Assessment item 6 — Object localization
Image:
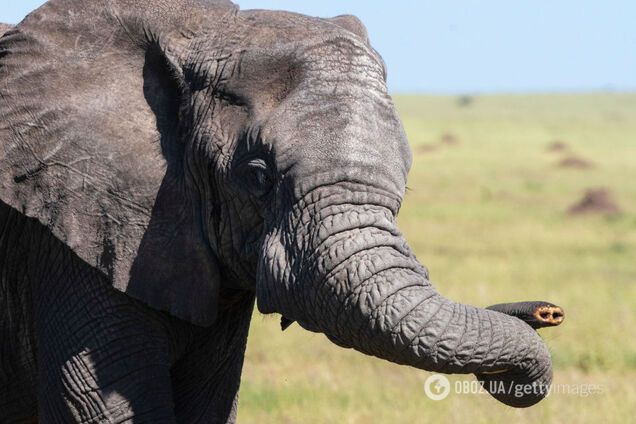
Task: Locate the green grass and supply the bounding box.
[238,93,636,423]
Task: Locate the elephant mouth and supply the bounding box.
[280,315,295,331]
[479,369,510,375]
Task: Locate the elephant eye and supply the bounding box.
[239,158,275,198]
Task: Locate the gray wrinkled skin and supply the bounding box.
[0,0,554,422]
[0,24,12,36]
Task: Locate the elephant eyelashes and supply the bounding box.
[237,157,275,198]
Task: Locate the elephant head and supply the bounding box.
[0,0,556,408]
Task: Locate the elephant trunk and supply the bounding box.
[257,188,552,407]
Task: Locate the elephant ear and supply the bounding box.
[0,0,236,326]
[327,15,370,44]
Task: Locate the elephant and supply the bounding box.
[0,0,564,422]
[0,24,12,37]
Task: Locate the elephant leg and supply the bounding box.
[0,204,38,422]
[0,372,37,424]
[171,292,255,424]
[32,254,178,423]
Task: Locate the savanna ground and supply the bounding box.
[238,94,636,423]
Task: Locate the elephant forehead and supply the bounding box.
[234,9,365,46]
[201,40,385,124]
[259,85,411,201]
[190,9,383,85]
[244,13,383,78]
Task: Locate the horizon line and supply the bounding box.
[389,89,636,96]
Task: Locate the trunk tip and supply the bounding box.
[533,304,565,327]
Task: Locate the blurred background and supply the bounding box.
[3,1,635,423]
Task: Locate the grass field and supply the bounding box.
[237,94,636,423]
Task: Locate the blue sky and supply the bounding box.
[3,1,634,93]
